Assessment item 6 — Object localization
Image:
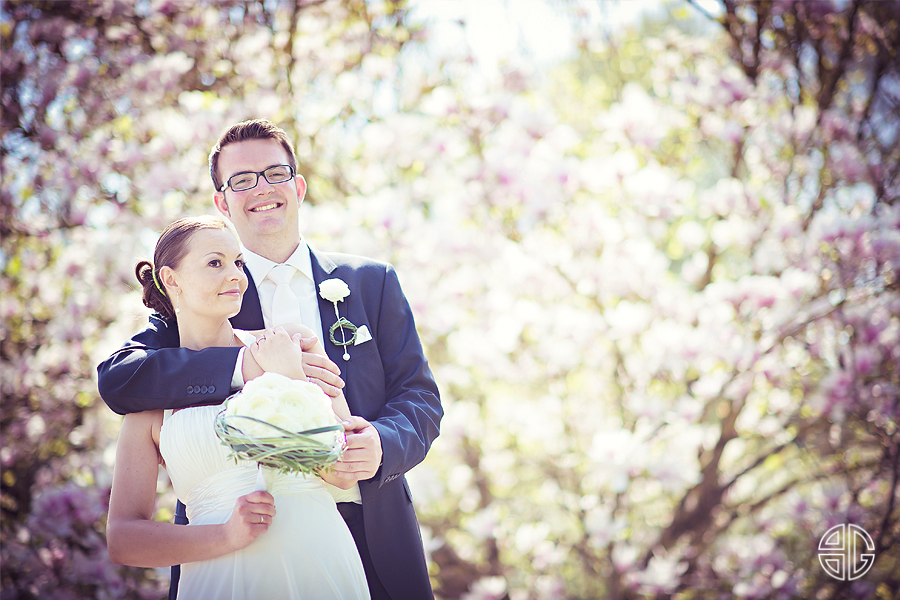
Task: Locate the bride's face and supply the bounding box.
[170,229,247,320]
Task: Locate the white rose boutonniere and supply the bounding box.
[318,278,358,361]
[318,278,350,303]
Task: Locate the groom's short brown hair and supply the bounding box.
[208,119,299,191]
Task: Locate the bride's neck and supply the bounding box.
[176,313,233,350]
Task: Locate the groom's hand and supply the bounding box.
[331,416,382,483]
[295,334,345,398]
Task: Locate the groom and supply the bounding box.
[97,119,442,599]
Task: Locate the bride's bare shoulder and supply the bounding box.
[123,409,164,425]
[121,409,165,448]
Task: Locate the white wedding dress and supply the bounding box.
[159,404,370,600]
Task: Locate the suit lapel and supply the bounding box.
[309,249,343,367]
[230,267,265,330]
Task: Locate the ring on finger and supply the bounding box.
[260,515,264,524]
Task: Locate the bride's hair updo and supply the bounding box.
[135,216,234,320]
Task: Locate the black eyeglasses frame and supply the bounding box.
[219,165,295,193]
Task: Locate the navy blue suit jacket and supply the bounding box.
[98,249,441,599]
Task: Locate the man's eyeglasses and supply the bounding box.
[219,165,295,192]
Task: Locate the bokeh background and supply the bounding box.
[2,0,899,598]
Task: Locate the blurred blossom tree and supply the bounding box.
[397,1,900,598]
[1,0,899,599]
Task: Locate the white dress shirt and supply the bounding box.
[243,242,323,338]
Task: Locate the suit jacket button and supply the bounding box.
[187,386,193,395]
[209,386,216,394]
[201,386,208,393]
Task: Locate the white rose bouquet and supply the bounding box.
[214,372,346,486]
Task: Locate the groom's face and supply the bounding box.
[213,138,307,257]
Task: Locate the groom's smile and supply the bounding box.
[250,202,282,212]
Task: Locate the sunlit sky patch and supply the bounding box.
[408,0,724,73]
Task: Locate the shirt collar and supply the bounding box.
[242,238,314,287]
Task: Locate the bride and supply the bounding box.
[106,216,368,599]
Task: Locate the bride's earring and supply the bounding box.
[175,290,180,314]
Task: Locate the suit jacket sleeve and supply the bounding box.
[96,314,240,415]
[369,265,442,487]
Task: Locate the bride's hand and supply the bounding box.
[318,467,357,490]
[248,326,345,395]
[249,327,305,379]
[278,324,345,397]
[328,390,351,422]
[223,491,276,550]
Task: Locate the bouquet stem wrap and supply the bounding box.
[254,465,276,492]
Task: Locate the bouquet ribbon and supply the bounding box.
[214,411,346,487]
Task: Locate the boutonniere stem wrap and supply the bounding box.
[319,278,357,361]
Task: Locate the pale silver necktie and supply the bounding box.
[266,264,303,327]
